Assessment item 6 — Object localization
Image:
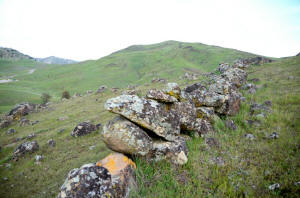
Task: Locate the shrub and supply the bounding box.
[62,91,70,99]
[41,93,51,104]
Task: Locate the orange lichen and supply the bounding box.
[96,153,136,175]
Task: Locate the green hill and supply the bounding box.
[0,54,299,197]
[0,40,261,113]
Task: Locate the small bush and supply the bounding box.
[41,93,51,104]
[61,91,70,99]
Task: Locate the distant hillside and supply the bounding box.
[0,40,270,112]
[36,56,77,64]
[0,47,34,60]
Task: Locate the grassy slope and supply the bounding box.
[0,40,257,113]
[0,55,299,197]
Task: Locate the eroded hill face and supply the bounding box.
[0,47,33,60]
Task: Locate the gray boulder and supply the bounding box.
[12,141,39,160]
[102,116,153,156]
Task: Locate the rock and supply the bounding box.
[47,139,56,147]
[58,128,65,133]
[96,85,108,94]
[58,116,69,121]
[6,103,36,120]
[288,76,294,80]
[19,118,30,127]
[245,133,255,140]
[35,155,44,163]
[225,120,237,131]
[250,103,272,115]
[58,153,136,198]
[269,132,279,139]
[105,95,180,141]
[86,90,93,94]
[294,181,300,186]
[12,141,39,160]
[27,133,36,139]
[146,89,177,103]
[73,92,81,98]
[7,128,16,135]
[212,157,225,166]
[256,113,265,119]
[184,83,206,93]
[264,100,272,107]
[3,177,8,181]
[122,89,136,95]
[216,91,241,116]
[102,116,153,156]
[89,145,96,150]
[248,88,256,94]
[196,107,218,121]
[15,137,23,142]
[240,97,246,102]
[205,137,219,148]
[71,121,100,137]
[5,163,11,169]
[0,116,13,128]
[180,73,198,80]
[268,183,280,190]
[31,120,39,125]
[111,87,119,93]
[96,153,137,197]
[58,163,114,198]
[151,77,166,83]
[163,83,181,100]
[221,67,247,88]
[150,137,188,165]
[245,119,261,127]
[218,63,231,73]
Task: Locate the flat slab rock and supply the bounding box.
[58,153,136,198]
[105,95,180,141]
[102,116,153,156]
[146,89,177,103]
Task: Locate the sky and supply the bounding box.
[0,0,299,61]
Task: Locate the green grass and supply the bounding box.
[0,40,260,113]
[0,43,298,197]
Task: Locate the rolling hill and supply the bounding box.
[0,40,263,113]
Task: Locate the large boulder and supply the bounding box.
[7,103,36,120]
[102,116,153,156]
[146,89,177,103]
[150,137,188,165]
[12,141,39,160]
[58,153,136,198]
[71,121,101,137]
[105,95,180,141]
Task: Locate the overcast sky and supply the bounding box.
[0,0,299,61]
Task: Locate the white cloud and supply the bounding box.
[0,0,299,60]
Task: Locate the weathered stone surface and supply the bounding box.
[221,68,247,88]
[19,118,30,127]
[105,95,180,141]
[102,116,153,156]
[71,121,100,137]
[48,139,56,147]
[6,103,36,120]
[151,77,166,83]
[150,137,188,165]
[146,89,177,103]
[12,141,39,160]
[208,76,235,95]
[163,83,181,100]
[96,153,137,198]
[96,85,107,94]
[218,63,231,73]
[196,107,218,121]
[7,128,16,135]
[58,163,114,198]
[225,120,237,131]
[215,91,241,116]
[122,89,136,95]
[27,133,36,139]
